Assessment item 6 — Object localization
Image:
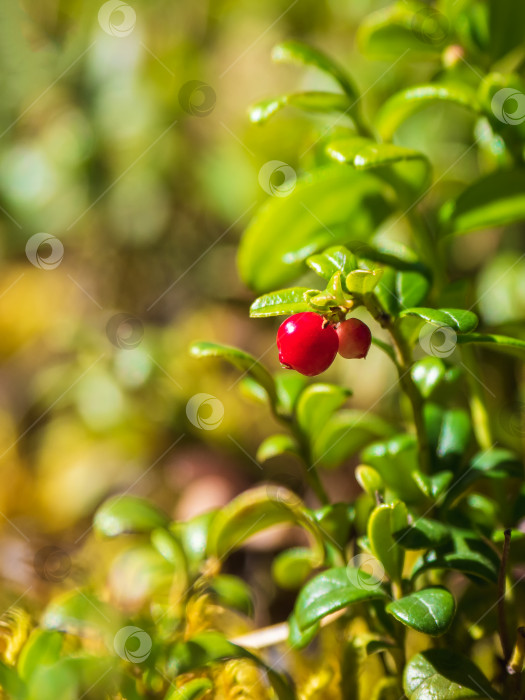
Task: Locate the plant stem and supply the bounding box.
[364,294,431,473]
[498,529,512,663]
[304,463,330,506]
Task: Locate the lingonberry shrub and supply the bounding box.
[5,3,525,700]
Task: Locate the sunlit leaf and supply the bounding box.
[256,434,301,463]
[271,40,360,102]
[307,245,357,280]
[249,92,352,124]
[404,649,499,699]
[207,486,325,567]
[368,503,407,583]
[238,166,394,293]
[295,566,386,630]
[249,288,316,318]
[94,495,169,537]
[440,169,525,236]
[272,547,318,589]
[209,575,254,617]
[376,84,480,141]
[400,307,478,332]
[387,588,455,636]
[358,4,448,59]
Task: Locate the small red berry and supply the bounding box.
[336,318,372,359]
[277,312,339,376]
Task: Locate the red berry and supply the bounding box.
[277,312,339,376]
[336,318,372,359]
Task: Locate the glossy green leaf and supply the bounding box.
[272,547,318,589]
[440,169,525,236]
[207,485,325,567]
[376,84,480,141]
[345,269,383,295]
[271,40,359,102]
[169,632,294,700]
[165,679,213,700]
[400,307,478,333]
[237,166,394,293]
[375,268,430,315]
[404,649,499,699]
[327,137,432,200]
[413,471,454,500]
[209,575,254,617]
[327,137,429,171]
[150,528,187,567]
[444,448,522,505]
[355,465,384,497]
[18,630,63,683]
[249,287,317,318]
[307,245,358,281]
[94,495,169,537]
[189,341,277,403]
[312,410,396,469]
[457,332,525,355]
[412,528,500,584]
[411,357,446,398]
[249,92,352,124]
[358,4,448,59]
[295,566,386,630]
[387,588,455,636]
[368,503,407,583]
[362,435,422,501]
[437,409,471,466]
[288,612,319,650]
[296,384,351,442]
[256,434,301,463]
[348,239,429,275]
[394,517,451,550]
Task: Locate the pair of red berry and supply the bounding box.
[277,312,372,376]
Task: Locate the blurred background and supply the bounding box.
[0,0,524,626]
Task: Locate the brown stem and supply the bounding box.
[498,529,512,663]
